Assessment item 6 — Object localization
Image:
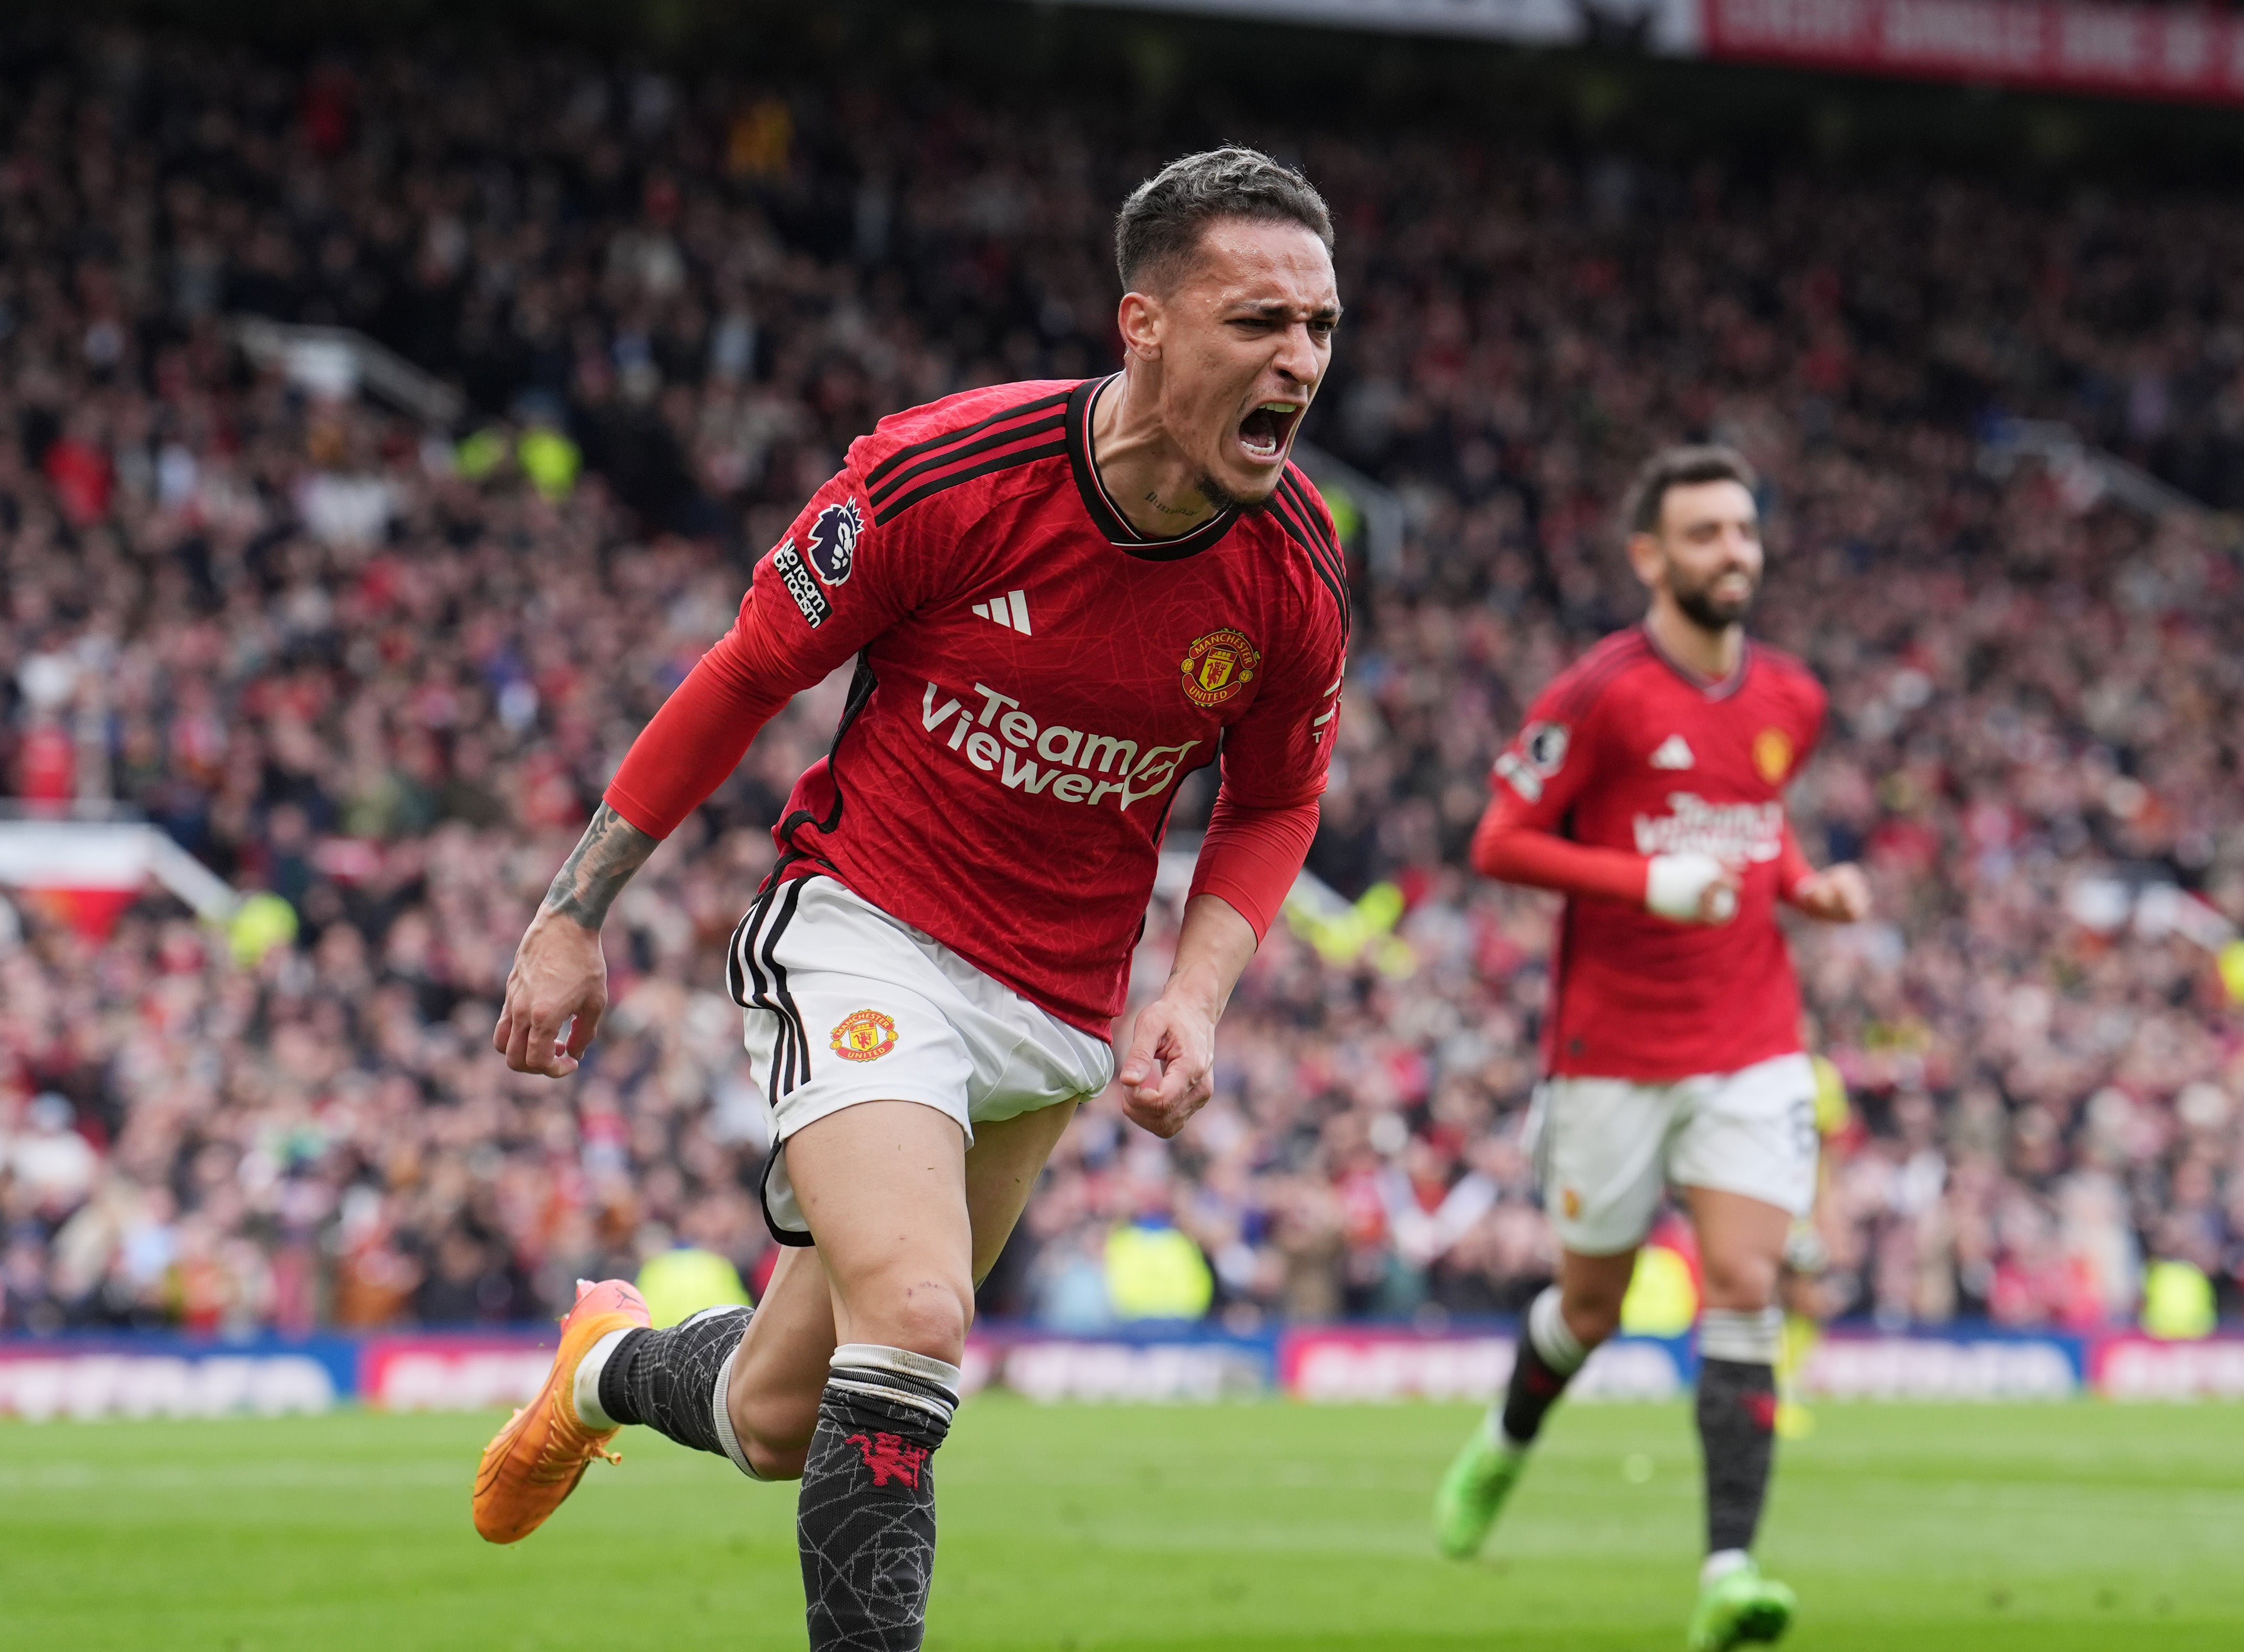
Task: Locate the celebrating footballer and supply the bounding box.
[473,148,1348,1652]
[1434,446,1871,1650]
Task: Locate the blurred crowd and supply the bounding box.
[4,27,2243,1338]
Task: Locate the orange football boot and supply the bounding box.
[472,1277,650,1543]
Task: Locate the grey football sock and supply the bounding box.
[798,1345,961,1651]
[595,1305,753,1458]
[1696,1355,1778,1555]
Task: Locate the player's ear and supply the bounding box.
[1624,530,1664,590]
[1117,290,1163,361]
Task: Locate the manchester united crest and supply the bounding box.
[1178,628,1261,708]
[830,1008,899,1062]
[1753,727,1795,785]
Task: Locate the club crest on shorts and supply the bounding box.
[1753,727,1795,784]
[806,497,864,586]
[1178,627,1260,707]
[830,1008,898,1062]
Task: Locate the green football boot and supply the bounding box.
[1684,1558,1796,1650]
[1431,1426,1525,1559]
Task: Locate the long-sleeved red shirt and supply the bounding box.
[1478,626,1827,1080]
[605,377,1349,1034]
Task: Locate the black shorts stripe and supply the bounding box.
[870,439,1069,526]
[762,877,811,1094]
[734,876,812,1099]
[731,888,789,1085]
[724,908,751,1008]
[861,389,1075,490]
[865,415,1066,510]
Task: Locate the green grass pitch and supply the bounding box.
[7,1397,2243,1650]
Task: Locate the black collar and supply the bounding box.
[1064,376,1242,562]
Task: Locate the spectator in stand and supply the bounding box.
[2,27,2242,1334]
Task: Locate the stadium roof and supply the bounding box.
[1034,0,2244,108]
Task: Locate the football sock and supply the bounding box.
[1696,1345,1780,1556]
[1698,1305,1783,1365]
[799,1344,961,1652]
[1702,1547,1752,1586]
[591,1305,754,1461]
[1494,1285,1589,1451]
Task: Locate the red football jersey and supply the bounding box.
[674,377,1348,1035]
[1492,627,1827,1080]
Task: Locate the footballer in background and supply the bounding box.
[1774,1048,1855,1440]
[1433,446,1871,1650]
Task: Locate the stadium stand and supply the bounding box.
[2,24,2242,1338]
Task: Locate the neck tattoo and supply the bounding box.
[1144,489,1199,517]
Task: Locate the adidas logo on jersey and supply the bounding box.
[972,591,1032,634]
[1649,734,1696,771]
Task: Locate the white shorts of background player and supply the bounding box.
[1525,1053,1819,1256]
[735,875,1114,1244]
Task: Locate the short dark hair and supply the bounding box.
[1115,146,1333,294]
[1623,444,1759,536]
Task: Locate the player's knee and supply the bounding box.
[744,1437,808,1481]
[1700,1251,1778,1312]
[732,1386,818,1478]
[1562,1294,1622,1349]
[855,1272,974,1366]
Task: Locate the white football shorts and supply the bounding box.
[1525,1052,1819,1255]
[730,874,1114,1246]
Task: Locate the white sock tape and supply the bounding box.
[1698,1306,1783,1365]
[828,1343,963,1425]
[710,1343,766,1480]
[1527,1286,1588,1376]
[572,1328,630,1431]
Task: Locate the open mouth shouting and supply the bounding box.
[1236,400,1306,466]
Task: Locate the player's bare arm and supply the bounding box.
[493,802,659,1077]
[1118,892,1258,1139]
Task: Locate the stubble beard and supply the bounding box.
[1199,469,1293,515]
[1674,574,1754,635]
[1194,471,1245,514]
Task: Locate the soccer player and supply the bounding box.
[1773,1048,1853,1440]
[1432,446,1869,1650]
[473,148,1350,1652]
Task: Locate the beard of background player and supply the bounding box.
[1671,560,1757,634]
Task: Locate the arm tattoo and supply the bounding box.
[541,803,659,929]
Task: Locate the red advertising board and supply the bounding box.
[2089,1334,2244,1400]
[1702,0,2244,105]
[359,1336,559,1411]
[1277,1328,1687,1402]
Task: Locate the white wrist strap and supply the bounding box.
[1646,852,1726,921]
